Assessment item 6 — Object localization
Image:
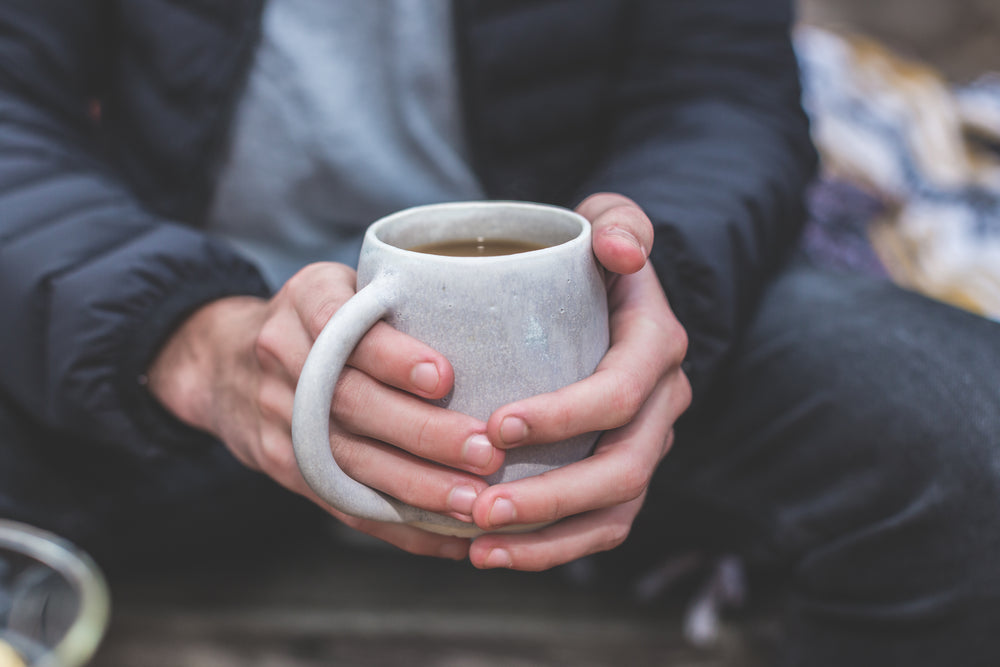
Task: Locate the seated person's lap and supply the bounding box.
[0,399,319,567]
[3,258,999,632]
[623,258,1000,664]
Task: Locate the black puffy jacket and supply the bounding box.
[0,0,816,458]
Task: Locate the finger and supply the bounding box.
[255,417,488,523]
[257,344,502,502]
[255,336,499,481]
[298,472,472,560]
[576,192,653,275]
[334,512,472,561]
[284,262,360,340]
[468,494,646,571]
[329,423,493,521]
[254,352,501,478]
[255,304,313,384]
[349,321,455,401]
[332,367,503,476]
[283,262,455,400]
[274,447,472,561]
[256,370,295,427]
[473,372,687,532]
[488,266,685,447]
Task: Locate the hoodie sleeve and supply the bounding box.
[0,1,270,456]
[578,0,818,404]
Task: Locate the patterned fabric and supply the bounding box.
[796,26,1000,320]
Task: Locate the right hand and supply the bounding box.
[146,262,503,559]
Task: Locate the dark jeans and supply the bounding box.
[0,398,322,569]
[624,259,1000,665]
[2,260,999,665]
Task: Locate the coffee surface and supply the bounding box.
[407,237,547,257]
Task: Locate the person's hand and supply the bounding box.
[467,193,692,571]
[146,262,505,560]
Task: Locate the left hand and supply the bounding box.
[467,193,692,571]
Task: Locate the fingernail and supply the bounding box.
[488,498,517,526]
[484,548,512,568]
[499,416,528,446]
[462,434,495,469]
[410,362,440,394]
[448,485,478,515]
[439,541,467,561]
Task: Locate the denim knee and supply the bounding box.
[752,267,1000,612]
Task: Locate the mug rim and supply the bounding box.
[364,200,591,262]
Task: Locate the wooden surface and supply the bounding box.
[88,528,780,667]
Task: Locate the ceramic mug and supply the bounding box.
[292,201,609,536]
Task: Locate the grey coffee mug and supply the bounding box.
[291,201,609,536]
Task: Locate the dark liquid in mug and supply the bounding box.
[407,237,548,257]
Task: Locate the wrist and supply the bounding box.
[146,296,266,434]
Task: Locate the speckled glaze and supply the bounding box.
[292,201,609,536]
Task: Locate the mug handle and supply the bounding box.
[291,278,476,534]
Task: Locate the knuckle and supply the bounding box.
[663,429,677,456]
[307,299,343,339]
[501,545,557,573]
[258,438,297,478]
[235,426,267,472]
[609,202,645,227]
[395,474,444,512]
[532,472,565,523]
[644,310,687,369]
[526,556,560,573]
[290,262,353,291]
[548,401,578,439]
[336,513,368,533]
[329,434,375,481]
[398,533,443,558]
[671,322,690,365]
[330,369,370,424]
[286,264,357,339]
[398,477,425,506]
[677,373,693,411]
[618,462,651,502]
[230,444,260,472]
[413,415,440,459]
[253,320,280,366]
[601,195,641,217]
[329,439,360,477]
[545,489,564,523]
[256,381,288,422]
[609,371,647,425]
[254,383,273,420]
[599,520,632,552]
[345,517,440,558]
[578,192,634,220]
[283,263,323,297]
[340,515,363,530]
[381,461,430,505]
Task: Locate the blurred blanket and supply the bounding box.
[796,26,1000,321]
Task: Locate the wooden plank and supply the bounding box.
[88,533,779,667]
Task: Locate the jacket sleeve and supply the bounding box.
[0,2,270,456]
[577,0,818,404]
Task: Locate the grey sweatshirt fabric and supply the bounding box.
[206,0,484,288]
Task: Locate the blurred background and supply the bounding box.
[799,0,1000,82]
[794,0,1000,321]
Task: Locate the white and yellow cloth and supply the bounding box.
[796,27,1000,321]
